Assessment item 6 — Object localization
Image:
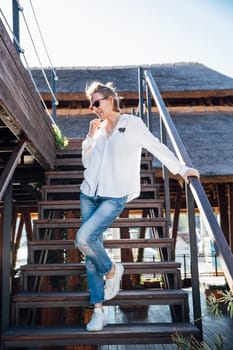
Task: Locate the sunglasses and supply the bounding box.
[90,97,107,109]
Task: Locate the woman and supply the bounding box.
[75,81,199,332]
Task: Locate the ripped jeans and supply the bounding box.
[75,191,127,305]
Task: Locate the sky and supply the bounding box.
[0,0,233,78]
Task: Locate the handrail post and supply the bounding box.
[186,184,203,336]
[160,116,171,226]
[145,83,152,132]
[138,67,145,121]
[51,68,57,122]
[12,0,20,54]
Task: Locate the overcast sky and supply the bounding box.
[1,0,233,78]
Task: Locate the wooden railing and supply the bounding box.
[139,68,233,293]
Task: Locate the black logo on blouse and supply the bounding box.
[118,128,126,133]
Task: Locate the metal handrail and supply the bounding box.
[142,68,233,292]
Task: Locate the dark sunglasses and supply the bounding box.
[90,97,107,109]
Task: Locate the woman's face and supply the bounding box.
[90,93,113,120]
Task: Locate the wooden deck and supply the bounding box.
[100,289,233,350]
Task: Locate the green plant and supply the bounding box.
[173,333,224,350]
[172,333,212,349]
[52,123,69,149]
[172,290,233,350]
[207,289,233,318]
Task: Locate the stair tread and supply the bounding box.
[2,323,201,344]
[13,289,188,302]
[33,218,167,229]
[42,183,159,189]
[54,157,152,164]
[20,261,181,271]
[28,238,174,245]
[35,217,167,224]
[28,238,174,251]
[38,198,164,207]
[38,198,164,204]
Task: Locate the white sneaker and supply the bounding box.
[86,308,107,332]
[104,263,124,301]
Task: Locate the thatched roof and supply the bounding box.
[57,111,233,177]
[32,63,233,95]
[32,62,233,178]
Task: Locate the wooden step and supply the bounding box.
[55,147,153,158]
[54,158,83,166]
[12,289,188,307]
[45,170,155,185]
[38,198,164,217]
[32,217,168,240]
[1,323,201,347]
[20,262,180,275]
[56,148,82,157]
[33,217,168,240]
[27,238,174,263]
[28,238,174,250]
[34,217,167,228]
[45,170,84,184]
[41,184,159,200]
[60,138,83,150]
[20,262,181,291]
[53,157,153,168]
[12,290,189,324]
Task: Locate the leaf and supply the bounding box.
[51,123,69,149]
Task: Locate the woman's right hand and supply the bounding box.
[88,118,101,138]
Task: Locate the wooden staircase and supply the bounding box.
[2,139,201,349]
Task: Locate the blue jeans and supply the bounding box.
[75,192,127,304]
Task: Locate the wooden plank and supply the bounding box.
[1,323,201,347]
[38,199,164,208]
[33,217,168,229]
[12,289,188,308]
[41,184,160,195]
[28,238,174,249]
[0,18,56,169]
[20,262,180,276]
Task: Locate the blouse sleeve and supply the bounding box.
[135,117,188,176]
[82,136,95,168]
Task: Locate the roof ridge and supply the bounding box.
[30,62,204,70]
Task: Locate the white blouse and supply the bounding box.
[80,114,188,202]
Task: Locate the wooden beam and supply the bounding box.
[41,89,233,102]
[0,140,26,201]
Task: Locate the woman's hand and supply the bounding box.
[88,118,101,138]
[182,168,200,184]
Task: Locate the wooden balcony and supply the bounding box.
[0,17,56,172]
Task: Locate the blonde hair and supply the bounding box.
[85,81,120,112]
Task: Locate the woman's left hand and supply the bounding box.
[183,168,200,184]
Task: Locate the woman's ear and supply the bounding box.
[109,96,114,105]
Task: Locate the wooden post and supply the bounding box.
[217,184,229,243]
[172,184,182,248]
[229,183,233,253]
[1,182,12,331]
[186,184,202,337]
